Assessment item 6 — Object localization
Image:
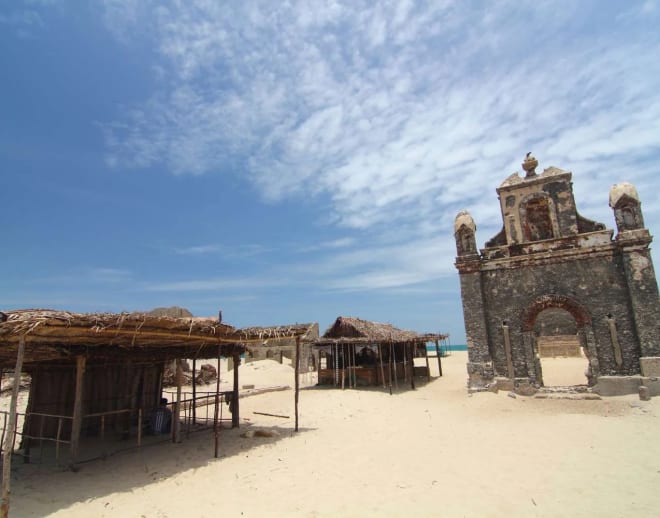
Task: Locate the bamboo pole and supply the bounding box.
[435,340,443,377]
[232,351,240,429]
[295,336,300,432]
[1,335,25,518]
[214,346,221,458]
[69,355,86,469]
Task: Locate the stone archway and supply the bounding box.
[521,295,598,386]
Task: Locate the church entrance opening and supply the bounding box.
[534,308,588,387]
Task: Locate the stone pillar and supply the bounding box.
[458,270,494,388]
[620,243,660,357]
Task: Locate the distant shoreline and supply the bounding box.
[427,343,467,352]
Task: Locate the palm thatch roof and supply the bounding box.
[0,309,317,366]
[309,316,447,345]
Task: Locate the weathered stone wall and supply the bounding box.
[479,250,641,379]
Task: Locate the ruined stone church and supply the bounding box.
[454,154,660,395]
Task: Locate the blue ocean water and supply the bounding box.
[427,344,467,352]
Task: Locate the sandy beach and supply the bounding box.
[8,352,660,517]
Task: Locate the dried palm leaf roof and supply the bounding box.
[309,316,447,345]
[0,309,317,366]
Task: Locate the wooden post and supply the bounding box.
[435,340,443,377]
[425,343,431,382]
[378,344,386,389]
[173,359,182,443]
[137,409,142,447]
[69,355,86,469]
[391,341,398,390]
[388,342,393,395]
[409,343,416,390]
[192,358,197,425]
[341,344,345,390]
[295,336,300,432]
[214,346,221,458]
[1,335,26,518]
[232,351,240,429]
[55,418,62,461]
[403,342,408,385]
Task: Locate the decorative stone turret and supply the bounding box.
[454,210,478,257]
[609,182,645,233]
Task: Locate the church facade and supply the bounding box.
[454,154,660,395]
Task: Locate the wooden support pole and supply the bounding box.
[232,351,240,429]
[1,335,26,518]
[214,346,221,458]
[425,343,431,382]
[403,342,408,384]
[391,341,398,390]
[378,344,386,389]
[69,355,86,469]
[409,343,416,390]
[192,358,197,425]
[435,340,443,377]
[295,336,301,432]
[173,359,182,443]
[137,409,142,447]
[341,344,345,390]
[55,418,62,461]
[388,342,393,395]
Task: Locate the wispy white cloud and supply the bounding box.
[0,3,44,37]
[172,243,268,258]
[99,1,660,289]
[143,276,284,292]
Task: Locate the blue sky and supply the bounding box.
[1,1,659,343]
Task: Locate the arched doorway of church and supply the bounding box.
[534,308,589,387]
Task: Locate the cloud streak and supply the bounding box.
[98,1,660,291]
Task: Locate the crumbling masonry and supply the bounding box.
[454,154,660,395]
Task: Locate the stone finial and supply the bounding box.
[522,152,538,178]
[454,210,476,234]
[609,182,640,209]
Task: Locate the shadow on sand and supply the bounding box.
[9,421,314,516]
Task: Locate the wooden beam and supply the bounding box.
[294,337,300,432]
[1,335,26,518]
[69,355,86,469]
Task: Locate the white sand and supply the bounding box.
[9,352,660,517]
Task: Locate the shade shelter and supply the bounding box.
[308,316,447,392]
[0,309,316,515]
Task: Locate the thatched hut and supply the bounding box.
[0,309,316,470]
[308,316,448,391]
